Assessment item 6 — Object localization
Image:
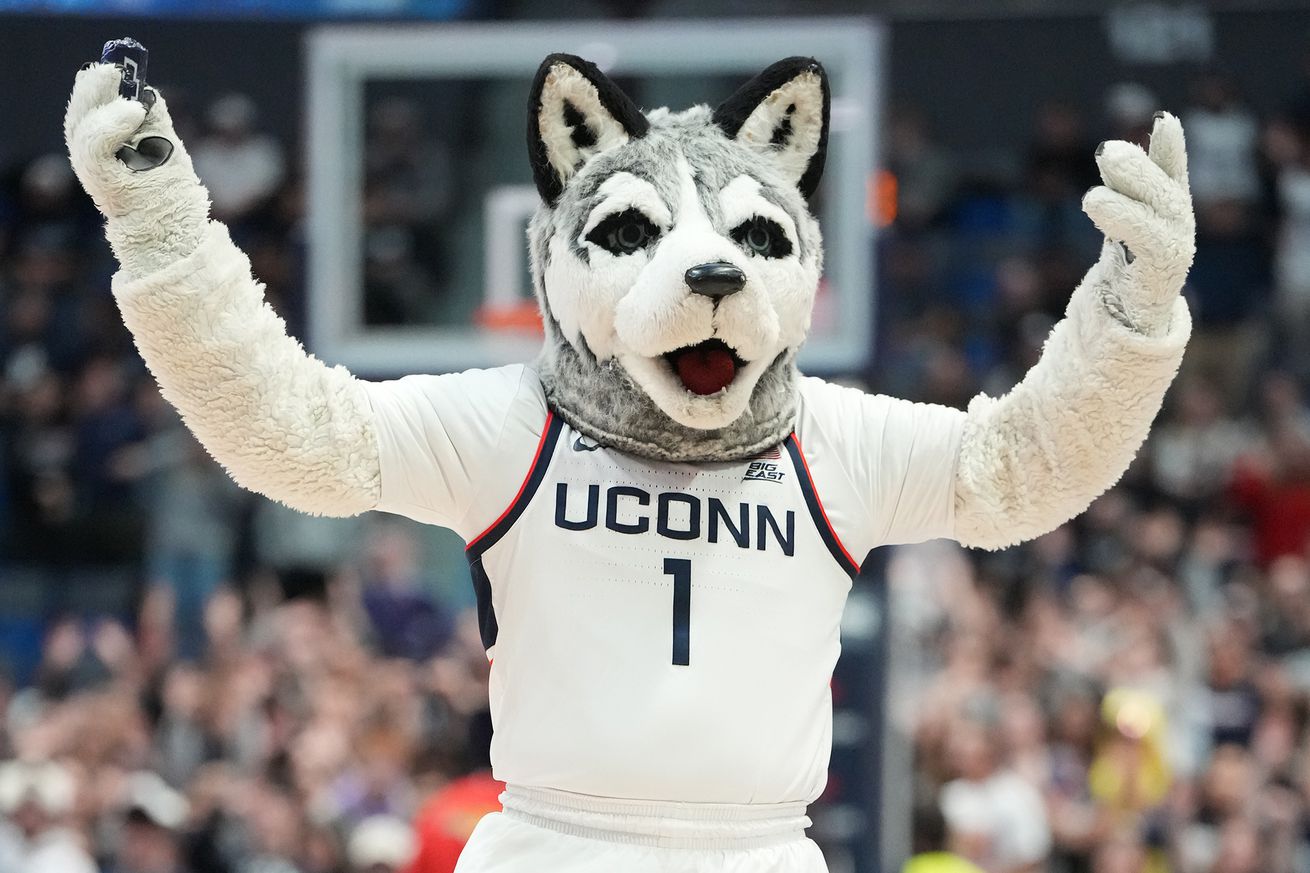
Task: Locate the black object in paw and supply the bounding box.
[116,136,174,172]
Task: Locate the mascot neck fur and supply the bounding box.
[524,55,830,464]
[537,319,800,463]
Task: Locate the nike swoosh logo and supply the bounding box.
[572,437,602,452]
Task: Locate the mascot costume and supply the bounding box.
[65,51,1193,872]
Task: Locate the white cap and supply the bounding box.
[0,760,76,815]
[125,771,189,831]
[347,815,417,869]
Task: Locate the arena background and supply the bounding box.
[2,1,1309,872]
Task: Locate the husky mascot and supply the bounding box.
[66,54,1192,872]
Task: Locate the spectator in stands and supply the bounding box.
[407,711,499,873]
[0,759,97,873]
[1203,623,1261,748]
[1104,82,1158,147]
[68,354,148,563]
[939,717,1052,873]
[236,782,310,873]
[1229,422,1310,567]
[107,771,192,873]
[1172,744,1260,872]
[360,525,454,662]
[1266,118,1310,378]
[1148,377,1251,512]
[191,94,286,227]
[1185,72,1262,211]
[886,108,958,232]
[141,420,245,661]
[348,814,416,873]
[1089,836,1148,873]
[1019,102,1101,256]
[902,801,985,873]
[361,97,454,324]
[152,664,209,789]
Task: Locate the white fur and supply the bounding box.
[539,64,631,186]
[554,173,673,360]
[543,155,821,431]
[717,175,814,350]
[613,160,738,355]
[954,113,1195,549]
[65,64,209,281]
[955,276,1190,549]
[112,223,381,517]
[610,159,755,428]
[581,173,674,236]
[719,176,798,246]
[1083,113,1194,336]
[734,71,825,188]
[66,64,379,517]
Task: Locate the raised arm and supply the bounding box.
[65,64,379,517]
[953,113,1194,550]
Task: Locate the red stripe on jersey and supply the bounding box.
[467,410,556,551]
[789,434,860,572]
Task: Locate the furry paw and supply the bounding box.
[64,63,209,279]
[1081,113,1195,335]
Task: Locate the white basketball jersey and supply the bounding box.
[365,365,965,806]
[469,413,857,803]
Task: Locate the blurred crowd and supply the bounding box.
[0,91,498,873]
[2,44,1310,873]
[0,592,497,873]
[884,64,1310,873]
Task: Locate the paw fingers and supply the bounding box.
[1095,140,1186,218]
[65,63,128,141]
[1147,111,1189,186]
[1082,185,1170,258]
[84,100,149,160]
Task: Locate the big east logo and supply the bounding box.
[744,446,785,483]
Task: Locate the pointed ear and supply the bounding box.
[527,53,649,205]
[712,57,830,198]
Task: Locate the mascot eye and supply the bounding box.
[586,209,661,255]
[731,217,793,259]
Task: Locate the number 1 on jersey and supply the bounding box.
[664,558,691,666]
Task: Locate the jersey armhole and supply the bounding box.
[465,410,564,558]
[785,433,862,578]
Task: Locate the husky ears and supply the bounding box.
[713,57,830,198]
[528,53,650,205]
[527,55,830,202]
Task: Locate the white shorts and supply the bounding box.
[454,786,829,872]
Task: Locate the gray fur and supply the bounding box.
[541,338,799,463]
[530,105,821,462]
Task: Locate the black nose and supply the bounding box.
[685,262,745,299]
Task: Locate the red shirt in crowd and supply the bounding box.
[1229,461,1310,567]
[405,772,504,873]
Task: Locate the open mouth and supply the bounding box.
[663,339,747,396]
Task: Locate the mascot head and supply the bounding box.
[527,54,830,462]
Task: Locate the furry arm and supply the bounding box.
[66,64,380,517]
[953,114,1195,550]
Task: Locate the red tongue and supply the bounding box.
[673,345,737,396]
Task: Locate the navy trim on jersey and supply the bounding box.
[466,553,495,650]
[465,411,565,650]
[469,555,499,650]
[784,434,860,578]
[467,411,564,559]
